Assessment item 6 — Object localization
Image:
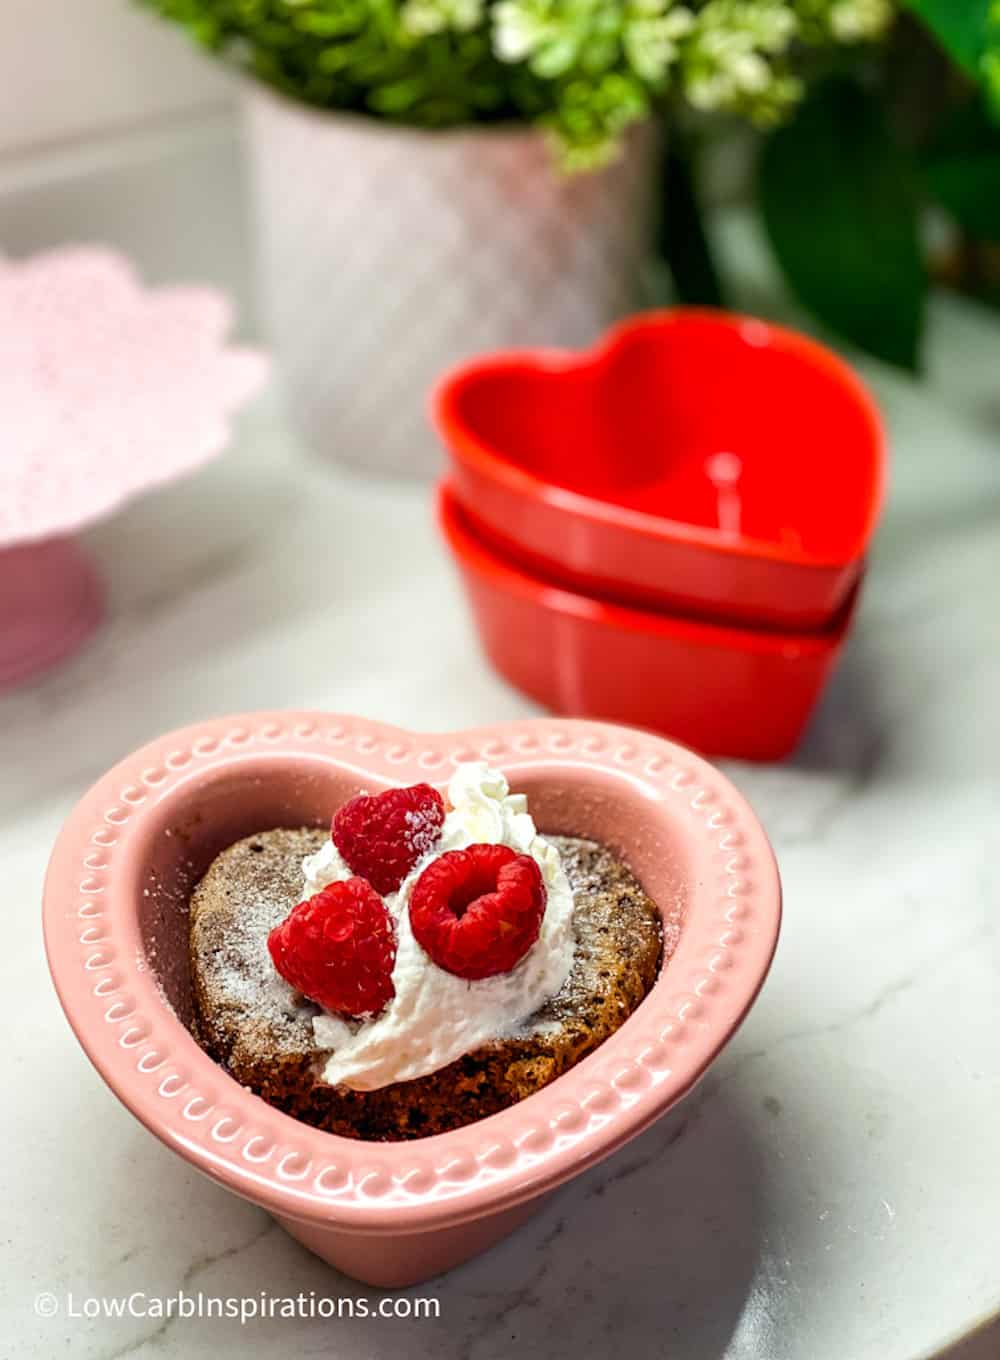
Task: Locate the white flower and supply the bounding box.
[828,0,892,41]
[624,4,695,83]
[679,0,799,113]
[402,0,484,36]
[494,0,694,80]
[493,0,551,61]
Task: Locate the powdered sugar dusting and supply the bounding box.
[190,828,326,1062]
[404,804,441,856]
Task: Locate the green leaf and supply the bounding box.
[901,0,991,79]
[926,155,1000,237]
[758,77,927,371]
[922,99,1000,240]
[658,135,726,308]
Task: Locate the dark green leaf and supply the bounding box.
[922,99,1000,239]
[926,156,1000,237]
[658,136,725,307]
[758,77,927,370]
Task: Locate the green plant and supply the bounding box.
[144,1,1000,368]
[140,0,887,167]
[686,1,1000,369]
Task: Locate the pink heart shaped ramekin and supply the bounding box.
[43,713,780,1286]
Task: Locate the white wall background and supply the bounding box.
[0,0,234,157]
[0,0,250,323]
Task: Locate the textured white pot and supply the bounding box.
[244,88,660,479]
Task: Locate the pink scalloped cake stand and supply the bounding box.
[0,247,267,690]
[43,712,781,1286]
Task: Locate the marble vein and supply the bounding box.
[94,1217,276,1360]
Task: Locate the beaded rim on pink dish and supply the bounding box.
[43,713,780,1234]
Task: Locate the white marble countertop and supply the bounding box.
[1,115,999,1360]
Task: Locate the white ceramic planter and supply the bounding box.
[244,88,659,479]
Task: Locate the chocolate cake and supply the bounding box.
[189,827,665,1140]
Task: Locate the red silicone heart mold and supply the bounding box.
[439,484,859,761]
[43,713,780,1285]
[433,309,886,628]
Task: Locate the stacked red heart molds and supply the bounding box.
[433,309,886,761]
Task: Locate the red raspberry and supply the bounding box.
[268,878,396,1017]
[409,844,546,980]
[332,783,445,896]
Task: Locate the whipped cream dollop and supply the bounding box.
[299,762,576,1090]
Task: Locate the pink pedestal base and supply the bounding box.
[0,537,104,691]
[275,1194,549,1286]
